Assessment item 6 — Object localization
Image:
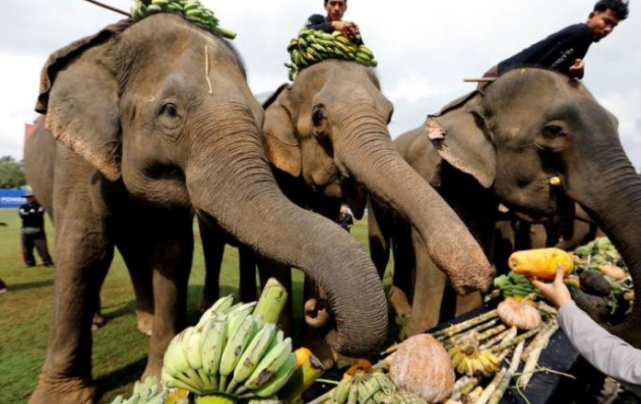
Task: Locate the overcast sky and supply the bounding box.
[1,0,640,166]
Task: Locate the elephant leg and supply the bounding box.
[492,221,515,276]
[239,245,257,302]
[30,206,113,404]
[198,218,225,312]
[142,213,194,380]
[406,229,447,336]
[117,233,155,337]
[390,226,415,317]
[258,259,293,336]
[368,198,391,279]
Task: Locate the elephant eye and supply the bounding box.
[160,103,179,118]
[542,124,565,139]
[312,109,326,127]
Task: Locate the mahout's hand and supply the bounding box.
[529,266,573,308]
[569,59,585,77]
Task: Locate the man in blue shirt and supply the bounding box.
[305,0,362,44]
[480,0,629,87]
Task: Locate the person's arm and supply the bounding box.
[531,268,641,388]
[305,14,334,33]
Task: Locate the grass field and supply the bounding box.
[0,209,393,404]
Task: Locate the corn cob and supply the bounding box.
[518,321,559,389]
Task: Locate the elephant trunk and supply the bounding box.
[335,104,493,294]
[186,103,388,356]
[568,140,641,348]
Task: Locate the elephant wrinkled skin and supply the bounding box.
[24,15,388,404]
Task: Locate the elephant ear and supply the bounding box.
[36,20,132,181]
[262,84,301,177]
[425,91,496,189]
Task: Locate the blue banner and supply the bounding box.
[0,190,26,209]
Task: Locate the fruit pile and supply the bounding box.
[130,0,236,39]
[490,272,538,299]
[570,237,634,319]
[110,279,324,404]
[285,29,377,81]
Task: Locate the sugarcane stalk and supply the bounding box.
[444,319,501,348]
[488,340,525,404]
[537,301,558,316]
[476,324,507,342]
[466,386,485,401]
[480,326,516,350]
[433,310,498,339]
[521,321,555,361]
[518,321,559,389]
[449,377,479,401]
[490,325,543,354]
[451,376,472,393]
[474,368,508,404]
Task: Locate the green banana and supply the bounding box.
[243,337,293,390]
[219,314,256,391]
[227,323,277,393]
[249,353,297,398]
[199,295,234,325]
[333,378,353,404]
[357,45,374,58]
[147,4,162,12]
[201,315,228,388]
[347,382,359,404]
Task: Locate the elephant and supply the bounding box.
[23,15,391,404]
[369,67,641,347]
[190,59,494,366]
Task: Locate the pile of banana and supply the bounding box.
[109,376,188,404]
[332,371,395,404]
[490,272,537,299]
[130,0,236,39]
[285,29,377,81]
[448,338,500,378]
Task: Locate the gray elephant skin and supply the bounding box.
[370,68,641,346]
[23,15,390,404]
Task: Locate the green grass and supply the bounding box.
[0,210,393,404]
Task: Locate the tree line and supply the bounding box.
[0,156,27,189]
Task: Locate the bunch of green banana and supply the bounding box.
[492,272,537,298]
[285,29,378,81]
[162,279,302,403]
[130,0,236,39]
[332,371,395,404]
[109,376,189,404]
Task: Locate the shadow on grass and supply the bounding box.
[94,357,148,402]
[102,300,138,322]
[5,278,54,292]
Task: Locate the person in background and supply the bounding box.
[19,192,53,268]
[305,0,363,44]
[338,205,354,233]
[479,0,629,88]
[529,267,641,396]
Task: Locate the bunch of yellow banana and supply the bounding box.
[109,376,189,404]
[332,371,395,404]
[161,279,313,403]
[130,0,236,39]
[285,29,378,81]
[448,343,500,378]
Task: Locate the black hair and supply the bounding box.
[594,0,630,20]
[324,0,347,5]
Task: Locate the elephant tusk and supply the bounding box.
[304,298,331,329]
[549,176,563,187]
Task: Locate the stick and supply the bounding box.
[481,326,516,350]
[488,340,526,404]
[475,368,508,404]
[490,325,543,354]
[83,0,131,17]
[518,321,559,389]
[464,78,496,83]
[433,310,498,339]
[521,322,555,361]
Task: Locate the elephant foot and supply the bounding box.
[29,375,95,404]
[91,313,106,333]
[136,310,154,337]
[388,286,412,317]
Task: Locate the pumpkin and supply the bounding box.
[509,248,574,280]
[497,297,542,330]
[390,334,455,403]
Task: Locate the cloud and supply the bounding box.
[1,0,640,167]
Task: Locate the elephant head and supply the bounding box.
[38,14,387,358]
[262,60,493,295]
[427,67,641,348]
